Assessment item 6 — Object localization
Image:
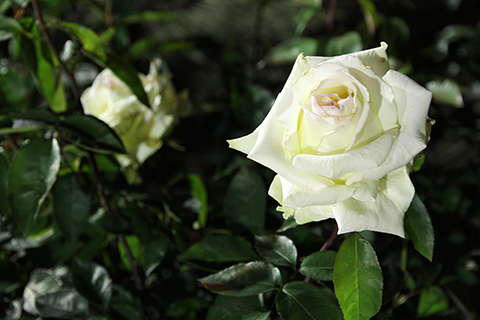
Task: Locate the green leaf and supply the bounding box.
[404,194,434,262]
[221,308,270,320]
[426,79,464,108]
[254,235,297,267]
[56,21,107,59]
[206,295,264,320]
[11,108,58,124]
[333,233,383,320]
[35,288,89,319]
[199,261,282,296]
[23,270,62,316]
[53,174,91,244]
[21,24,67,113]
[143,237,169,276]
[7,138,60,234]
[122,11,176,24]
[324,31,363,56]
[276,281,343,320]
[71,258,113,305]
[224,167,266,234]
[0,59,36,110]
[264,37,318,64]
[110,285,144,320]
[0,15,22,41]
[90,51,151,108]
[299,250,336,281]
[0,153,8,216]
[187,173,208,228]
[181,234,258,263]
[277,216,298,233]
[60,114,125,154]
[417,286,449,317]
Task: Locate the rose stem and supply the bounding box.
[31,0,143,291]
[31,0,81,108]
[327,0,337,33]
[320,225,339,251]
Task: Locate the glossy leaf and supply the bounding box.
[333,233,383,320]
[60,114,125,154]
[417,286,449,317]
[199,261,282,296]
[35,288,89,319]
[224,167,266,234]
[71,258,113,305]
[276,281,343,320]
[109,285,144,320]
[0,16,22,41]
[277,216,298,233]
[57,21,107,59]
[53,174,91,244]
[181,234,258,263]
[254,235,297,267]
[23,270,63,316]
[405,194,434,262]
[143,237,169,276]
[206,295,264,320]
[426,79,464,108]
[299,250,336,281]
[187,173,208,228]
[7,138,60,233]
[11,109,58,124]
[221,308,270,320]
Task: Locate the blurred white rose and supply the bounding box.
[81,58,187,184]
[228,43,432,237]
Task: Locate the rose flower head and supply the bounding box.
[228,43,432,237]
[81,58,188,184]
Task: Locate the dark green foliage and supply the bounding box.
[0,0,478,319]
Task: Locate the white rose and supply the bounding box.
[228,43,432,237]
[81,59,181,184]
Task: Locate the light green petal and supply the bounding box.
[335,166,414,237]
[305,42,389,77]
[292,128,398,179]
[347,70,431,184]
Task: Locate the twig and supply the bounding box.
[86,152,143,291]
[445,287,473,320]
[119,234,143,291]
[320,225,338,251]
[30,0,81,109]
[327,0,337,33]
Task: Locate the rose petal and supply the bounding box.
[271,175,354,209]
[335,166,415,237]
[292,128,398,179]
[305,42,390,77]
[347,70,431,184]
[229,107,334,190]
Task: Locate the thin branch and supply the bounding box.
[327,0,337,33]
[119,234,143,291]
[320,225,338,251]
[30,0,82,109]
[86,152,143,291]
